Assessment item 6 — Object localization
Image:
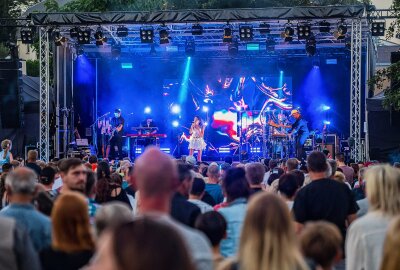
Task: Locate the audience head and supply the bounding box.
[365,165,400,216]
[59,158,87,192]
[40,166,56,187]
[5,167,37,198]
[299,221,342,270]
[51,192,95,252]
[1,139,12,151]
[177,163,194,197]
[222,167,250,203]
[327,159,337,178]
[2,163,13,173]
[224,156,233,165]
[27,149,38,162]
[286,158,299,172]
[380,216,400,270]
[278,173,299,200]
[307,151,328,174]
[134,147,177,212]
[88,155,98,164]
[290,170,305,187]
[85,170,97,198]
[190,177,206,197]
[267,173,280,186]
[94,202,134,237]
[335,153,345,163]
[97,161,111,179]
[245,162,265,186]
[91,218,195,270]
[10,160,20,168]
[239,193,307,270]
[195,211,227,248]
[207,163,220,181]
[269,159,278,170]
[333,171,346,184]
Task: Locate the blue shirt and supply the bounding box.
[205,183,224,204]
[218,198,247,257]
[0,203,51,252]
[0,150,11,173]
[289,118,309,135]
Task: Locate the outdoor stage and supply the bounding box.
[29,5,371,162]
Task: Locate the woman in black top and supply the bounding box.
[40,192,95,270]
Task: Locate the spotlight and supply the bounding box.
[319,21,331,33]
[204,122,208,126]
[140,27,154,43]
[322,105,331,111]
[239,25,253,41]
[202,106,209,112]
[185,40,195,56]
[371,21,386,37]
[297,23,312,40]
[223,25,233,43]
[159,29,170,45]
[171,104,181,114]
[94,28,107,46]
[281,23,294,42]
[20,28,34,44]
[116,26,129,37]
[70,27,79,38]
[144,106,151,114]
[191,24,203,35]
[259,22,271,34]
[172,120,179,127]
[333,20,347,40]
[305,36,317,56]
[77,28,91,44]
[53,30,66,46]
[228,39,239,56]
[323,120,331,125]
[111,44,121,58]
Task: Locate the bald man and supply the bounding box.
[134,147,213,270]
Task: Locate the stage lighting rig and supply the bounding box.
[191,24,203,35]
[239,25,253,41]
[53,29,66,46]
[116,26,129,37]
[371,21,385,37]
[281,23,294,42]
[21,28,35,44]
[77,28,91,44]
[333,20,347,40]
[94,28,107,46]
[297,23,312,40]
[223,24,233,43]
[70,27,79,38]
[259,23,271,34]
[305,36,316,56]
[159,28,170,45]
[140,27,154,43]
[185,40,195,56]
[319,20,331,33]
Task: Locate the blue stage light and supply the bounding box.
[202,106,209,112]
[322,105,330,111]
[144,106,151,114]
[323,120,331,125]
[172,120,179,127]
[171,104,181,114]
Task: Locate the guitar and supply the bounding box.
[108,125,122,142]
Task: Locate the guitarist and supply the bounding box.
[109,109,125,160]
[288,109,309,161]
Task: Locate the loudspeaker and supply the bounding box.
[0,60,24,128]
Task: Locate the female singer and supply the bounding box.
[189,116,206,162]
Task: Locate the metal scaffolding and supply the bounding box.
[350,19,362,162]
[39,27,50,162]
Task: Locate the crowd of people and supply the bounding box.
[0,138,400,270]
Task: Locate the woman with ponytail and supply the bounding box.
[0,139,13,173]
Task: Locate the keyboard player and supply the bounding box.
[139,116,158,147]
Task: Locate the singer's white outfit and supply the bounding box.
[189,127,206,150]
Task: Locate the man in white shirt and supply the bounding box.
[189,178,213,213]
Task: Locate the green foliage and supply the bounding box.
[44,0,60,12]
[26,59,40,77]
[0,44,10,59]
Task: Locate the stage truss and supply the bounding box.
[32,5,372,162]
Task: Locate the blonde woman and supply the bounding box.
[346,165,400,270]
[220,193,307,270]
[0,139,13,172]
[380,216,400,270]
[188,116,206,162]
